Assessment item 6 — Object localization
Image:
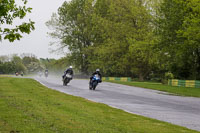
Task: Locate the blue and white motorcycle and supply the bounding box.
[89,74,101,90]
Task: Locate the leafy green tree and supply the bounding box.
[22,55,41,73]
[177,0,200,79]
[46,0,93,74]
[3,62,15,74]
[87,0,155,80]
[157,0,200,79]
[0,61,3,74]
[0,0,35,42]
[12,55,27,73]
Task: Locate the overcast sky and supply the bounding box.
[0,0,70,59]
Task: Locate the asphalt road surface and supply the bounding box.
[34,76,200,131]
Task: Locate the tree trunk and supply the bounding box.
[139,73,144,81]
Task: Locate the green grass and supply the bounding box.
[105,80,200,97]
[0,77,199,133]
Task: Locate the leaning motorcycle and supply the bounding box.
[63,73,72,86]
[89,74,101,90]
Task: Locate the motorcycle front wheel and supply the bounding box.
[92,81,98,90]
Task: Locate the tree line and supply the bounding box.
[0,54,40,74]
[46,0,200,81]
[0,54,69,75]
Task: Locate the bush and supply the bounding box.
[165,72,174,79]
[161,72,174,84]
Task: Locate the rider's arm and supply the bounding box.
[65,69,69,74]
[72,70,74,76]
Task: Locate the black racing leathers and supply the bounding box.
[63,68,73,79]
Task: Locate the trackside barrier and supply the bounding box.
[168,79,200,88]
[102,77,131,82]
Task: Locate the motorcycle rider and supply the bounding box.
[90,68,102,84]
[62,66,74,80]
[44,69,48,77]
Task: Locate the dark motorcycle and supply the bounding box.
[63,73,72,86]
[89,74,101,90]
[45,71,48,78]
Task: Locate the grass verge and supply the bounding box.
[0,77,199,133]
[105,80,200,98]
[0,74,13,77]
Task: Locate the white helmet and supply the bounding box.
[69,66,73,68]
[96,68,100,72]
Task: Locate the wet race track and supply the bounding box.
[34,76,200,131]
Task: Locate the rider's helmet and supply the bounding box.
[96,68,100,72]
[69,66,73,69]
